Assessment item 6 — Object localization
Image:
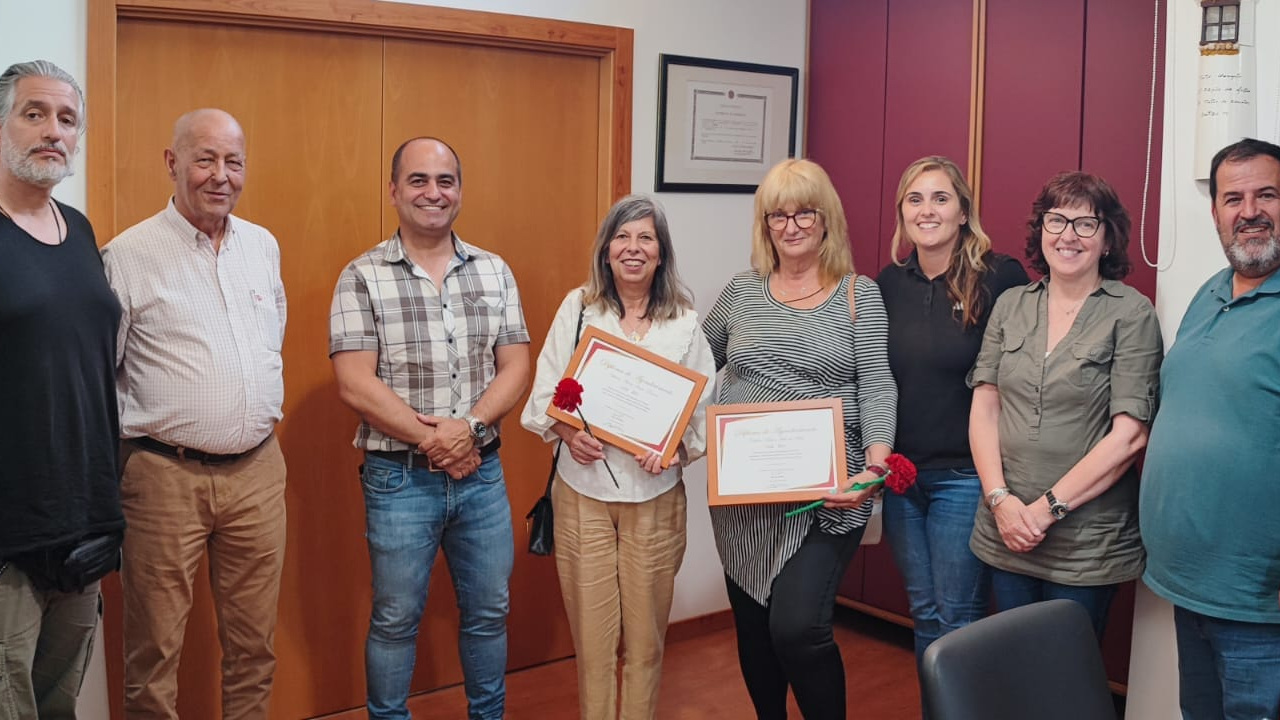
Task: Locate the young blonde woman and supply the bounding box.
[876,156,1027,698]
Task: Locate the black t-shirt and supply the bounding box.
[877,251,1028,470]
[0,202,124,557]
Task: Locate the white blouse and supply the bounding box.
[520,289,717,503]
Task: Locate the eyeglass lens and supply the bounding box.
[766,210,818,230]
[1043,212,1100,238]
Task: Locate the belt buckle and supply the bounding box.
[425,454,443,473]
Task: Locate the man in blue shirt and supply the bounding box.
[1141,137,1280,720]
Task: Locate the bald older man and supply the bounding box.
[102,109,287,720]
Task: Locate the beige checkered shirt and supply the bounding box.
[329,232,529,452]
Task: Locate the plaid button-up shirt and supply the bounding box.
[329,232,530,451]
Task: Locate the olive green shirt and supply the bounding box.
[967,278,1162,585]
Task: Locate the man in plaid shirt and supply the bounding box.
[329,137,530,720]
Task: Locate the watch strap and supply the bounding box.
[1045,489,1070,519]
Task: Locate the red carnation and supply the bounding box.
[553,378,584,413]
[882,453,918,494]
[550,377,618,488]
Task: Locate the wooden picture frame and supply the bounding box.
[706,398,847,505]
[547,326,708,467]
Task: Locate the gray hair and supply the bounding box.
[0,60,86,132]
[583,193,693,321]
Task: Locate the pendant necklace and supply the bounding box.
[0,199,66,244]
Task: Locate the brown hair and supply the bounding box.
[1025,171,1132,280]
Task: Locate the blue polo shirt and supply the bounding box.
[1141,266,1280,624]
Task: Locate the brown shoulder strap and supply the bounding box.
[846,274,857,324]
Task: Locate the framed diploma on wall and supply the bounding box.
[546,326,709,468]
[655,53,799,193]
[706,399,847,505]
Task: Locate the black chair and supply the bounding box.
[920,599,1117,720]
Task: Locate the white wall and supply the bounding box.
[390,0,811,622]
[1126,2,1280,718]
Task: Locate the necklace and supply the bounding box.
[1058,297,1087,316]
[772,274,827,305]
[0,199,65,244]
[778,285,826,304]
[620,314,650,342]
[1050,280,1099,317]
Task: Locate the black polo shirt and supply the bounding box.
[876,251,1028,470]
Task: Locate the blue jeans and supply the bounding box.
[882,467,990,670]
[361,451,514,720]
[1174,605,1280,720]
[990,569,1116,639]
[885,468,983,671]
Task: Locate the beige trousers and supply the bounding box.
[120,435,287,720]
[552,476,687,720]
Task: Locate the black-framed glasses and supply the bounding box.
[1042,211,1101,238]
[764,209,820,231]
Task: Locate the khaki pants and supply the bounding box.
[120,435,287,720]
[552,476,686,720]
[0,564,99,720]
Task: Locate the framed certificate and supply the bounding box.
[706,399,847,505]
[546,326,709,467]
[655,54,799,193]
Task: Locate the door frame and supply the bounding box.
[86,0,633,235]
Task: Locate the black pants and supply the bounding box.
[725,523,864,720]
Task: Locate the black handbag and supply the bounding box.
[525,298,585,556]
[525,445,561,556]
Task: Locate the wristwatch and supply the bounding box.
[1045,489,1070,520]
[464,415,489,442]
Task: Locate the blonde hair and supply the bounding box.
[890,156,993,328]
[750,158,853,285]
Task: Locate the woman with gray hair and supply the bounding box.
[521,194,715,719]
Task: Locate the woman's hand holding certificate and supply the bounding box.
[706,399,848,505]
[546,327,708,468]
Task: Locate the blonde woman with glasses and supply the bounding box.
[703,159,897,720]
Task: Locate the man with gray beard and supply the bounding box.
[0,60,124,719]
[1140,137,1280,720]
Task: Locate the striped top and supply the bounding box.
[703,272,897,604]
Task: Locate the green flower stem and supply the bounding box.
[782,477,886,519]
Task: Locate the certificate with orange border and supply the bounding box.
[546,326,709,467]
[706,399,847,505]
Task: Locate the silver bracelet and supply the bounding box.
[986,486,1011,509]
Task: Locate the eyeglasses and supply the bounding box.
[1042,211,1101,238]
[764,209,820,231]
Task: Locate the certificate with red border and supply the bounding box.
[706,399,847,505]
[546,326,709,468]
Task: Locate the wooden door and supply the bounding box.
[101,5,626,716]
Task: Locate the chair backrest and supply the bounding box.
[920,599,1117,720]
